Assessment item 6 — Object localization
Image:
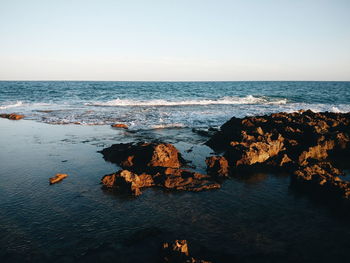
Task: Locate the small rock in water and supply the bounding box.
[0,113,24,120]
[161,239,212,263]
[49,173,68,184]
[111,123,128,129]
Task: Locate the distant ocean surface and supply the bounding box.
[1,81,349,128]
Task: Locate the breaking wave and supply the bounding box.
[85,95,288,107]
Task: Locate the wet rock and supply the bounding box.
[0,113,24,120]
[160,168,220,192]
[111,123,128,129]
[49,173,68,184]
[206,111,350,201]
[292,162,350,199]
[161,240,211,263]
[100,142,184,169]
[224,133,285,167]
[205,156,229,177]
[101,168,220,196]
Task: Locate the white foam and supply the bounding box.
[0,101,23,109]
[151,123,186,129]
[85,95,288,107]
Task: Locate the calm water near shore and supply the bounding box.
[1,117,350,263]
[1,81,350,262]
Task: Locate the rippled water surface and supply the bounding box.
[1,118,350,263]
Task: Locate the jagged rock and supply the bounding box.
[161,240,212,263]
[224,133,285,167]
[161,168,220,192]
[0,113,24,120]
[205,156,229,177]
[49,173,68,184]
[101,168,220,196]
[101,170,154,196]
[298,139,335,166]
[292,162,350,199]
[206,111,350,201]
[100,142,184,169]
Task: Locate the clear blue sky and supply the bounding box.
[0,0,349,80]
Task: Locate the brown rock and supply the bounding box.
[161,240,212,263]
[49,173,68,184]
[225,133,285,167]
[298,139,335,166]
[205,111,350,202]
[0,113,24,120]
[101,168,220,196]
[205,156,229,177]
[99,142,184,169]
[292,162,350,199]
[161,168,221,192]
[101,170,154,196]
[111,123,128,129]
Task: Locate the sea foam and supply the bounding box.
[85,95,288,107]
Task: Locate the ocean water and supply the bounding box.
[1,81,349,128]
[1,81,350,262]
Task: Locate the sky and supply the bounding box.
[0,0,349,81]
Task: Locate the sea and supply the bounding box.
[1,81,350,263]
[1,81,350,128]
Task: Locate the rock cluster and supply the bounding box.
[206,110,350,200]
[0,113,24,120]
[161,240,211,263]
[100,142,220,196]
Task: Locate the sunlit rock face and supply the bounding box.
[206,110,350,200]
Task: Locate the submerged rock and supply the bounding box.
[0,113,24,120]
[161,240,212,263]
[206,111,350,200]
[49,173,68,184]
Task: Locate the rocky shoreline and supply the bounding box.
[99,110,350,203]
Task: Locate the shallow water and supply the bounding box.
[1,118,350,263]
[0,81,349,128]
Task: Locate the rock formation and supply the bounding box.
[100,142,220,196]
[100,142,185,169]
[206,110,350,200]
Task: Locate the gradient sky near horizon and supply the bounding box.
[0,0,349,81]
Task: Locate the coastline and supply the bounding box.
[1,114,350,262]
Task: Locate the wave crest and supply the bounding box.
[85,95,288,107]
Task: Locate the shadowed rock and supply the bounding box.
[161,240,212,263]
[205,156,229,177]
